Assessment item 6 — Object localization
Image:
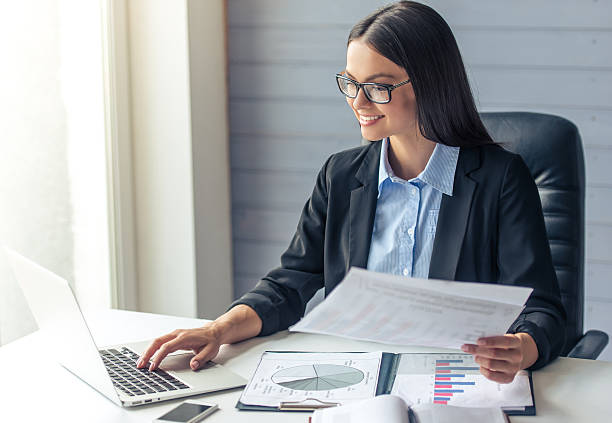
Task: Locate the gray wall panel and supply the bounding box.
[231,170,314,210]
[231,27,612,68]
[234,240,286,279]
[456,29,612,69]
[585,148,612,186]
[470,68,612,109]
[585,301,612,360]
[587,262,612,300]
[587,186,612,225]
[229,0,612,28]
[229,27,346,64]
[586,224,612,262]
[233,209,298,243]
[231,136,356,172]
[229,100,355,136]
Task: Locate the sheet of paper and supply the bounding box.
[390,353,532,409]
[412,403,508,423]
[391,272,532,307]
[290,268,532,349]
[238,351,382,408]
[311,395,409,423]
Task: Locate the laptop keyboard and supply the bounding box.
[99,347,190,397]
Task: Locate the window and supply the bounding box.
[0,1,112,345]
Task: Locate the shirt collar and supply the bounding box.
[377,138,459,197]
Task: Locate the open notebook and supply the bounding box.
[311,395,509,423]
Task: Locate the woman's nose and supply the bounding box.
[352,87,370,108]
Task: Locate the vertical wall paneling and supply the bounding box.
[129,0,198,318]
[127,0,233,319]
[227,0,612,359]
[187,0,234,319]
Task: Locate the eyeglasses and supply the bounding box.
[335,73,411,104]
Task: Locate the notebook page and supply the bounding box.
[311,395,409,423]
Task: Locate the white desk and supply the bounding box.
[1,309,609,422]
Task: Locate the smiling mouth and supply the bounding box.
[359,114,384,126]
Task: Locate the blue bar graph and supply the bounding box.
[435,389,464,393]
[443,381,475,385]
[442,367,479,371]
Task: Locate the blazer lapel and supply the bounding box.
[348,141,381,269]
[429,147,480,280]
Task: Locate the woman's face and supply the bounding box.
[344,39,417,142]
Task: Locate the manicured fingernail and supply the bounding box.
[149,363,154,371]
[191,360,199,370]
[461,345,469,352]
[136,359,142,367]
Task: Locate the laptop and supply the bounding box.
[5,248,247,407]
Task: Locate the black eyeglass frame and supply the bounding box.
[335,73,411,104]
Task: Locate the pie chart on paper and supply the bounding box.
[271,364,364,391]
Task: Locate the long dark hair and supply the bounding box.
[349,1,493,147]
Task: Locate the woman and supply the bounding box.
[138,1,565,384]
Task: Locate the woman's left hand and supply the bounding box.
[461,333,538,384]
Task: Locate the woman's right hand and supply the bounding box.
[136,304,263,372]
[136,323,223,371]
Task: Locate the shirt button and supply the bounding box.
[402,268,409,276]
[407,227,414,236]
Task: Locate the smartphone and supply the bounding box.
[154,401,219,423]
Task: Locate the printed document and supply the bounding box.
[390,353,533,410]
[290,267,532,349]
[238,351,382,408]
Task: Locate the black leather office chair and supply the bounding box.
[481,111,608,359]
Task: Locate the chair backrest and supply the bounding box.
[480,112,584,355]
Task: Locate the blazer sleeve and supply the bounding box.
[498,154,567,369]
[228,156,331,336]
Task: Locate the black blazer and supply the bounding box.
[232,141,566,369]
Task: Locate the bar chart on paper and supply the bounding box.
[432,358,479,404]
[390,353,533,409]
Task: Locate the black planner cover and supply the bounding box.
[504,371,535,416]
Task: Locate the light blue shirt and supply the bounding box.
[366,138,460,278]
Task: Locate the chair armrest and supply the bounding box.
[567,330,609,360]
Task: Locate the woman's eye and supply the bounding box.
[369,86,388,97]
[346,83,358,96]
